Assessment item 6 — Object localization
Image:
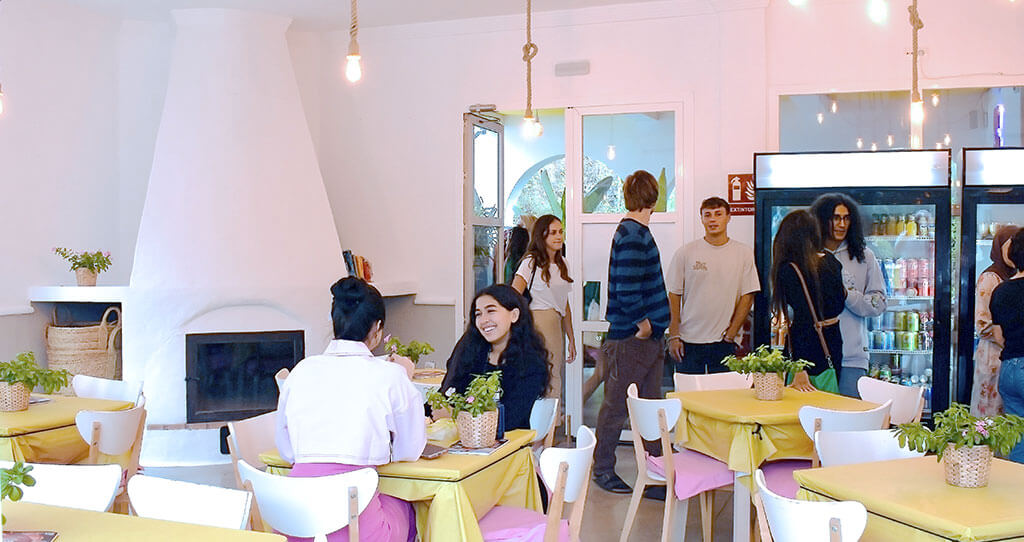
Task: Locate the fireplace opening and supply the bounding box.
[185,330,304,423]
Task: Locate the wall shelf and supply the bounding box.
[28,286,128,303]
[368,280,417,298]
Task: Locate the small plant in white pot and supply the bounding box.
[52,247,112,286]
[722,345,812,401]
[895,403,1024,488]
[427,371,501,448]
[0,352,71,412]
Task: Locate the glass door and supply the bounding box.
[463,114,504,325]
[565,103,690,436]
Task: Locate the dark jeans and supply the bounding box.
[676,341,736,374]
[999,356,1024,463]
[594,336,665,476]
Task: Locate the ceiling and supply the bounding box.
[56,0,667,30]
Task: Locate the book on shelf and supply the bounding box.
[341,251,373,281]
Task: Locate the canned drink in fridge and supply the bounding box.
[892,259,905,291]
[882,310,896,330]
[872,331,885,349]
[894,331,906,351]
[907,310,920,332]
[870,313,885,331]
[906,259,919,292]
[885,331,896,350]
[919,278,932,298]
[895,310,908,331]
[905,330,919,351]
[919,332,929,351]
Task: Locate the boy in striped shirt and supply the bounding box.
[592,170,671,495]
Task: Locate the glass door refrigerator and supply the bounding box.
[956,147,1024,405]
[754,149,953,415]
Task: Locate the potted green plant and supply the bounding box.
[895,403,1024,488]
[427,371,501,448]
[384,336,435,365]
[722,345,813,401]
[0,352,71,412]
[1,462,35,526]
[53,247,112,286]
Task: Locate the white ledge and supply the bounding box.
[367,280,417,298]
[28,286,128,303]
[0,306,35,316]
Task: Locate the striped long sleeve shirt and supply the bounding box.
[605,218,671,340]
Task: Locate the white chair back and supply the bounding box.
[798,400,892,438]
[237,459,377,541]
[626,383,682,441]
[674,371,752,392]
[815,429,925,468]
[72,374,143,405]
[275,368,290,391]
[75,405,147,456]
[538,425,596,504]
[128,474,253,530]
[529,397,559,447]
[857,377,925,425]
[754,470,867,542]
[0,461,121,512]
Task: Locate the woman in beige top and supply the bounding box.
[971,224,1020,416]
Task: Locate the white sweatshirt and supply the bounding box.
[275,340,427,466]
[827,242,887,370]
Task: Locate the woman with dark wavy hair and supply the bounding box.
[771,210,847,391]
[439,284,549,430]
[810,193,887,397]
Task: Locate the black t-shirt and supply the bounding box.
[440,347,547,431]
[991,277,1024,361]
[779,254,847,375]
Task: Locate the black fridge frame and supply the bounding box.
[955,146,1024,405]
[753,150,953,413]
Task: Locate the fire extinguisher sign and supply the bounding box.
[727,174,755,216]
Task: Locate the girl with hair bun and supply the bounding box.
[276,276,425,542]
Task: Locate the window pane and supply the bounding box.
[473,126,500,219]
[581,112,676,214]
[472,226,499,293]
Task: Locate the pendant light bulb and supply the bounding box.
[910,99,925,124]
[522,114,543,139]
[856,138,864,149]
[943,133,951,146]
[345,40,362,83]
[867,0,889,25]
[830,100,838,114]
[931,93,940,107]
[816,113,824,124]
[607,145,616,161]
[871,142,878,152]
[887,134,894,147]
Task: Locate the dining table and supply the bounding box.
[0,394,135,463]
[259,428,542,542]
[795,456,1024,541]
[667,388,878,542]
[2,501,286,541]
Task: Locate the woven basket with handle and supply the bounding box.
[943,443,993,488]
[46,306,121,389]
[753,372,784,401]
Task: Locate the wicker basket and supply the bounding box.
[456,410,499,449]
[753,372,784,401]
[943,443,993,488]
[0,382,31,412]
[75,268,98,286]
[46,307,121,390]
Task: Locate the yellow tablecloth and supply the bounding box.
[259,429,541,542]
[795,457,1024,541]
[4,501,284,541]
[668,389,876,474]
[0,395,134,463]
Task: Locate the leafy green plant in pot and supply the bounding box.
[895,403,1024,488]
[53,247,112,286]
[384,337,435,365]
[0,352,71,412]
[722,345,813,401]
[1,462,35,526]
[427,371,501,448]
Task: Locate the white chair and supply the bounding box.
[275,368,290,391]
[72,374,144,405]
[815,429,925,468]
[227,411,277,490]
[621,384,733,542]
[0,460,121,512]
[529,397,559,450]
[753,469,867,542]
[857,377,925,425]
[477,425,597,542]
[673,371,752,392]
[759,400,892,499]
[75,404,147,512]
[128,474,253,529]
[237,459,377,542]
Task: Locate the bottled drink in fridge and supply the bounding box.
[906,214,918,235]
[906,258,919,294]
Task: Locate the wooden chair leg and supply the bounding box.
[700,491,713,542]
[347,487,360,542]
[661,491,676,542]
[668,496,688,542]
[619,480,645,542]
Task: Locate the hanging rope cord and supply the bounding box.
[522,0,539,118]
[908,0,924,101]
[350,0,358,45]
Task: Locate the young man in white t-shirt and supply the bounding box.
[666,197,761,373]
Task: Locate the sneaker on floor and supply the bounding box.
[593,472,632,494]
[642,485,667,501]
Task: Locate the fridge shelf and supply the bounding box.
[887,296,932,302]
[868,349,933,355]
[866,235,935,242]
[978,239,994,245]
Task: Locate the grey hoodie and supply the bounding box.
[826,242,887,370]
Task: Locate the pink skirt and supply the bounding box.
[286,463,416,542]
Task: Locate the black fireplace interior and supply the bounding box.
[185,330,304,423]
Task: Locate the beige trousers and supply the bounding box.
[532,308,565,400]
